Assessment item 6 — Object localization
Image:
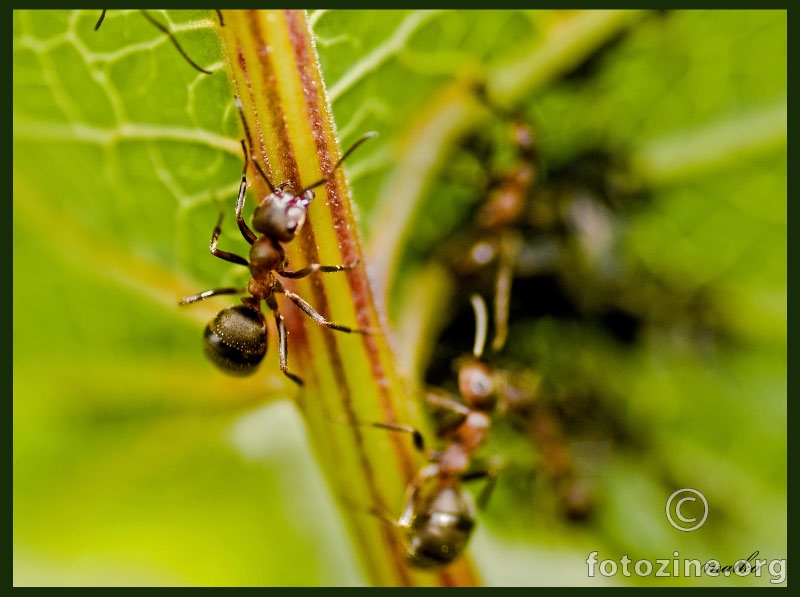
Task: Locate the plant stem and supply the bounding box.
[218,10,480,586]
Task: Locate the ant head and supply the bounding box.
[203,305,267,375]
[252,188,313,243]
[456,294,498,410]
[458,359,497,411]
[247,131,377,244]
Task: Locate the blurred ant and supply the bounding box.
[449,89,662,349]
[94,9,223,75]
[446,296,596,522]
[496,375,597,522]
[371,295,501,568]
[180,101,376,385]
[451,88,544,352]
[372,295,594,567]
[424,297,597,524]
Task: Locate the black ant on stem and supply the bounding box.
[371,295,502,568]
[180,102,376,385]
[94,9,223,75]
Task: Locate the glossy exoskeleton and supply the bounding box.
[180,110,376,385]
[374,295,499,568]
[396,465,479,568]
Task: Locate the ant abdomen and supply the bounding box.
[404,486,476,569]
[203,305,267,376]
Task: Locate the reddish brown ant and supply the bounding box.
[419,294,596,529]
[371,295,500,568]
[180,102,376,385]
[372,292,595,567]
[450,90,544,353]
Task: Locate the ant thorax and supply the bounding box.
[252,188,315,242]
[249,236,285,280]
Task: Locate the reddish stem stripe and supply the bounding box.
[283,9,418,488]
[282,11,417,584]
[218,10,479,586]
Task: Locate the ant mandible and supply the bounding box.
[180,104,376,386]
[372,295,500,568]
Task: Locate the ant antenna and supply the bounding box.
[94,9,107,31]
[214,10,224,27]
[140,10,214,75]
[369,422,426,452]
[234,96,375,200]
[297,132,378,196]
[470,294,489,359]
[94,10,214,75]
[235,97,277,194]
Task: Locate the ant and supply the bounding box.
[423,298,597,524]
[449,89,654,352]
[371,296,594,567]
[371,295,501,568]
[94,9,223,75]
[449,89,543,353]
[491,371,597,523]
[180,103,376,385]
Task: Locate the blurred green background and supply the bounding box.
[13,10,785,586]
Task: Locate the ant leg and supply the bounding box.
[492,252,512,352]
[470,293,489,358]
[179,287,245,306]
[367,505,401,528]
[94,10,107,31]
[266,295,304,386]
[477,472,498,510]
[397,464,441,527]
[235,97,254,157]
[235,97,278,194]
[235,140,257,245]
[139,10,213,75]
[460,468,498,510]
[491,233,522,352]
[274,282,370,334]
[210,211,249,266]
[214,9,224,26]
[424,391,471,433]
[278,260,357,280]
[370,422,426,453]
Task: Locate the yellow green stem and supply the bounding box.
[218,10,479,586]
